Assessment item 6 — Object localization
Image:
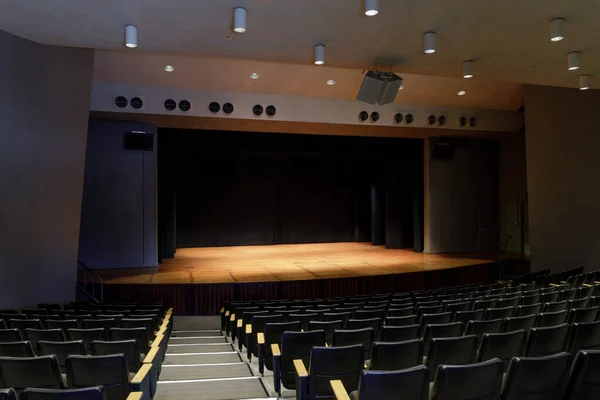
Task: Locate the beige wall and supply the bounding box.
[0,31,94,307]
[525,85,600,272]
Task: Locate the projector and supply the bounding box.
[356,70,403,105]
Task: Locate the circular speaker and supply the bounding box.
[426,114,437,125]
[266,105,276,117]
[468,117,477,127]
[164,99,176,111]
[179,100,191,112]
[115,96,128,109]
[370,111,380,122]
[209,102,220,113]
[437,116,447,126]
[393,113,403,124]
[358,111,369,122]
[130,97,143,109]
[252,104,264,116]
[405,114,414,124]
[458,116,467,127]
[223,102,234,114]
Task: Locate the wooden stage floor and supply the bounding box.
[99,243,495,285]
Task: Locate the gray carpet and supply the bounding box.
[170,331,223,337]
[168,337,227,344]
[173,316,220,331]
[156,377,269,400]
[164,353,242,365]
[166,343,234,354]
[159,363,253,381]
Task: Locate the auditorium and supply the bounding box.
[1,1,599,399]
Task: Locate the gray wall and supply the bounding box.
[78,120,157,269]
[525,85,600,272]
[0,31,94,307]
[426,138,499,253]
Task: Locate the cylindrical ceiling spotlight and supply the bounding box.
[579,75,590,90]
[463,60,473,78]
[125,25,138,48]
[550,18,564,42]
[314,44,325,65]
[568,52,580,71]
[233,7,247,33]
[424,32,436,54]
[365,0,379,16]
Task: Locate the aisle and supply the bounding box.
[154,317,276,400]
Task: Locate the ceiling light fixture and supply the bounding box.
[463,60,474,78]
[579,75,590,90]
[233,7,247,33]
[550,18,564,42]
[458,90,467,96]
[424,32,436,54]
[250,72,260,79]
[568,52,580,71]
[365,0,379,16]
[314,44,325,65]
[398,85,405,91]
[125,25,138,48]
[327,79,336,85]
[164,65,174,72]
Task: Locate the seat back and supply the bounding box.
[45,320,79,334]
[464,319,503,342]
[422,322,463,354]
[568,321,600,353]
[386,315,417,327]
[108,328,149,355]
[20,386,105,400]
[289,313,318,331]
[308,345,363,400]
[37,341,86,371]
[388,307,414,317]
[525,324,570,357]
[379,325,420,342]
[356,366,429,400]
[568,306,600,324]
[347,318,380,340]
[66,354,129,400]
[419,312,452,333]
[515,303,543,316]
[426,335,477,381]
[0,341,34,357]
[502,314,536,333]
[484,306,515,320]
[354,309,385,321]
[322,312,351,328]
[332,328,374,360]
[308,321,342,345]
[497,296,520,308]
[472,299,498,310]
[453,309,484,325]
[120,318,155,339]
[477,330,526,370]
[564,349,600,400]
[9,319,42,331]
[0,330,22,343]
[369,339,424,371]
[445,301,471,314]
[263,321,301,371]
[520,294,541,305]
[502,352,571,400]
[416,305,444,319]
[431,358,504,400]
[66,329,105,351]
[82,319,116,332]
[539,291,560,304]
[543,301,569,313]
[0,389,16,400]
[0,355,63,392]
[534,310,568,327]
[280,330,326,390]
[24,329,65,349]
[91,340,141,373]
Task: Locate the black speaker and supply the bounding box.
[124,132,154,151]
[432,142,454,159]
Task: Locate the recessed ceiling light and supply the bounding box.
[458,90,467,96]
[550,18,564,42]
[398,85,405,91]
[164,65,174,72]
[327,79,336,85]
[250,72,260,79]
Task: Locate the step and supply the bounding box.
[166,343,234,354]
[164,352,242,365]
[171,330,223,337]
[156,377,272,400]
[169,337,228,344]
[160,363,253,381]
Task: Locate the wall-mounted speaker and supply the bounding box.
[266,105,276,117]
[370,111,380,122]
[179,100,191,112]
[115,96,128,109]
[393,113,403,124]
[437,116,447,126]
[252,104,264,116]
[426,115,437,125]
[209,102,221,113]
[405,114,414,124]
[356,70,403,105]
[458,116,467,127]
[468,117,477,127]
[358,111,369,122]
[223,103,234,114]
[164,99,176,111]
[130,97,144,109]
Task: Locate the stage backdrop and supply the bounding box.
[158,129,423,255]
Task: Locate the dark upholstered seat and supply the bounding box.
[431,358,504,400]
[20,386,105,400]
[477,330,526,370]
[91,340,141,373]
[534,310,568,327]
[332,328,374,360]
[24,329,65,350]
[66,354,138,400]
[0,355,64,392]
[422,322,463,354]
[347,365,429,400]
[426,335,477,381]
[502,314,536,333]
[568,321,600,353]
[108,328,149,355]
[309,321,343,345]
[37,341,86,372]
[563,350,600,400]
[0,330,23,343]
[0,341,35,357]
[258,321,301,375]
[368,339,424,371]
[66,329,105,352]
[379,325,420,342]
[525,324,570,357]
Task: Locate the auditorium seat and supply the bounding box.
[426,335,478,381]
[419,312,452,334]
[45,320,79,334]
[37,341,86,373]
[109,328,150,356]
[347,318,380,341]
[91,340,141,375]
[515,303,543,316]
[22,309,48,318]
[0,355,64,392]
[568,306,600,323]
[431,358,504,400]
[295,345,363,400]
[354,309,385,321]
[484,306,515,320]
[477,330,527,370]
[332,328,374,361]
[82,319,116,333]
[559,288,577,302]
[379,325,420,342]
[67,329,105,351]
[576,286,594,299]
[309,321,343,345]
[416,305,444,319]
[64,315,91,325]
[539,291,560,303]
[453,309,484,325]
[272,330,326,396]
[334,307,359,319]
[473,298,498,311]
[387,307,414,317]
[236,310,268,351]
[543,300,569,312]
[501,352,571,400]
[20,386,105,400]
[534,310,568,327]
[290,313,319,331]
[0,389,16,400]
[497,296,521,308]
[369,339,424,371]
[0,341,35,357]
[502,314,536,332]
[464,319,503,343]
[50,310,76,320]
[568,321,600,353]
[257,321,301,375]
[421,322,463,353]
[0,330,23,343]
[32,315,60,327]
[563,349,600,400]
[569,297,591,309]
[323,312,351,328]
[24,329,65,350]
[330,365,430,400]
[444,301,471,314]
[519,294,541,306]
[246,314,283,361]
[385,315,417,327]
[525,324,570,357]
[9,319,42,331]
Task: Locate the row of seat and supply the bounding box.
[0,318,158,338]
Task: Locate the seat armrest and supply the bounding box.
[126,393,143,400]
[583,283,593,287]
[130,364,152,399]
[257,332,265,344]
[294,359,309,400]
[246,324,252,334]
[143,347,159,397]
[237,319,243,328]
[293,359,308,377]
[330,380,350,400]
[220,307,225,314]
[225,310,230,317]
[143,347,159,364]
[230,313,236,322]
[272,343,282,395]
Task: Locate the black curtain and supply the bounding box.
[157,129,423,249]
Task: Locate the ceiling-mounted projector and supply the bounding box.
[356,70,403,105]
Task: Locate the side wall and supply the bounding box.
[0,31,94,307]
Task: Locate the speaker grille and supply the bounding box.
[115,96,128,109]
[179,100,191,112]
[223,103,234,114]
[266,105,276,117]
[164,99,176,111]
[209,102,221,113]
